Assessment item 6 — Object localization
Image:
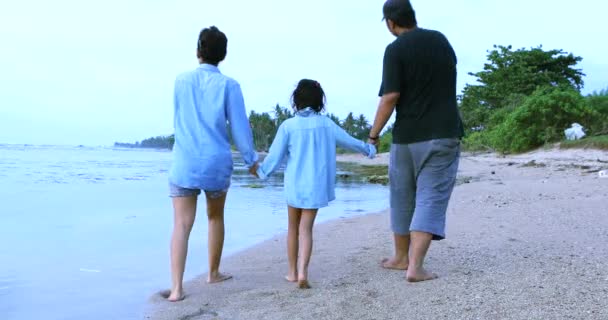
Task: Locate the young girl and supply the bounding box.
[254,79,376,289]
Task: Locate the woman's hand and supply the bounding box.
[249,162,260,178]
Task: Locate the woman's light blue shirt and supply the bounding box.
[257,108,376,209]
[169,64,258,191]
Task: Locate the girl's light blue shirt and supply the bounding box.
[170,64,258,190]
[257,108,376,209]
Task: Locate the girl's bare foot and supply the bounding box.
[285,275,297,282]
[380,257,409,270]
[207,272,233,284]
[160,289,185,302]
[297,280,311,289]
[406,267,438,282]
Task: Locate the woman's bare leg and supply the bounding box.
[205,191,232,283]
[286,206,302,282]
[169,196,197,301]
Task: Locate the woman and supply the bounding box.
[166,26,258,302]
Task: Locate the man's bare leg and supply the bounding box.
[206,192,232,284]
[406,231,438,282]
[286,206,301,282]
[381,233,410,270]
[297,209,318,289]
[169,196,197,301]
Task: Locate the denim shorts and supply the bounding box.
[389,138,460,240]
[169,183,227,199]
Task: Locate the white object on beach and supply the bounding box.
[599,170,608,178]
[564,123,586,141]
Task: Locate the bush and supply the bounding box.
[489,87,596,153]
[378,130,392,153]
[560,135,608,150]
[586,88,608,135]
[462,131,492,152]
[587,88,608,115]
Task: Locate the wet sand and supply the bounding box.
[146,148,608,320]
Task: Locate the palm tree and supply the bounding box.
[355,114,370,140]
[342,112,357,137]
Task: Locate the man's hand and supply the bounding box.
[369,92,399,147]
[368,137,380,146]
[249,162,259,178]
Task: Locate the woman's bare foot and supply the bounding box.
[380,257,409,270]
[207,272,233,284]
[285,275,297,282]
[297,280,311,289]
[406,267,438,282]
[160,289,185,302]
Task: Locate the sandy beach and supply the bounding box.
[146,147,608,320]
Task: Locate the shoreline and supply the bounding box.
[146,148,608,320]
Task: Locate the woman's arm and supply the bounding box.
[332,121,376,158]
[226,81,259,167]
[256,123,289,180]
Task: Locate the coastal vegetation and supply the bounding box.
[460,45,608,153]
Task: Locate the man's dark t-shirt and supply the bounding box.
[379,28,464,144]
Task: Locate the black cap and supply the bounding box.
[382,0,415,22]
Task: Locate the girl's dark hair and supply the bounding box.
[291,79,326,113]
[197,26,227,66]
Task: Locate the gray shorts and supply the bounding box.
[389,138,460,240]
[169,183,227,199]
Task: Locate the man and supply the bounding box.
[368,0,464,282]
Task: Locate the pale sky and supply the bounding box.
[0,0,606,145]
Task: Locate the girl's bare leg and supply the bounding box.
[169,196,197,301]
[297,209,318,289]
[286,206,302,282]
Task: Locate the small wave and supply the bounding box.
[124,176,147,181]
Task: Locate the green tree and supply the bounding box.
[489,86,596,153]
[342,112,357,137]
[273,104,293,127]
[460,45,585,131]
[355,114,371,140]
[586,88,608,135]
[249,110,277,151]
[327,113,341,126]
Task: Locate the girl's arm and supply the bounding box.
[332,121,376,158]
[256,123,289,180]
[226,81,259,167]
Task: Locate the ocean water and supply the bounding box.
[0,145,388,320]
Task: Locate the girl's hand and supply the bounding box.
[249,162,260,178]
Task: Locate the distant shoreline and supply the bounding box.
[113,142,172,150]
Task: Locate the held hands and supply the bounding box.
[249,162,260,178]
[368,136,379,146]
[367,133,380,148]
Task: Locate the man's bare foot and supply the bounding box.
[160,289,185,302]
[380,257,408,270]
[285,275,297,282]
[207,272,233,284]
[297,280,311,289]
[406,268,438,283]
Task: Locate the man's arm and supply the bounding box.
[369,43,402,145]
[368,92,399,145]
